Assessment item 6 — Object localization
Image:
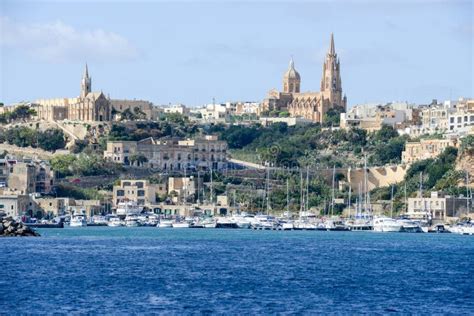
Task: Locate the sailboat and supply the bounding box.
[294,168,316,230]
[347,156,374,231]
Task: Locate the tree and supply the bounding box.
[374,125,399,143]
[5,126,37,147]
[369,136,407,165]
[323,105,345,127]
[37,128,66,151]
[50,154,77,177]
[129,153,148,166]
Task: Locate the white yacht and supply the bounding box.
[116,201,142,216]
[280,221,294,230]
[107,216,124,227]
[295,220,317,230]
[252,215,278,229]
[157,219,173,228]
[69,214,87,227]
[373,217,402,232]
[172,221,190,228]
[201,218,216,228]
[124,215,140,227]
[231,214,252,229]
[397,219,424,233]
[449,222,474,235]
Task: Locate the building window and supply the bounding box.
[137,190,145,197]
[136,182,144,188]
[117,190,125,196]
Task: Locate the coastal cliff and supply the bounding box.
[0,216,40,237]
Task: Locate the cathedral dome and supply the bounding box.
[283,58,300,80]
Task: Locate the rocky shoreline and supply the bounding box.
[0,216,40,237]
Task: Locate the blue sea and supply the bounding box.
[1,228,473,314]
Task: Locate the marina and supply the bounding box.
[21,211,474,235]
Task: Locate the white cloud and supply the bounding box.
[0,16,138,62]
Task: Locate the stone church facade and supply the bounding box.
[261,34,347,123]
[35,65,111,122]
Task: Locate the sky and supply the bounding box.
[0,0,472,107]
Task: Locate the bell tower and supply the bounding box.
[80,63,92,98]
[320,34,346,108]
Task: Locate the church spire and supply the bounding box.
[84,63,89,78]
[329,33,335,56]
[81,63,92,98]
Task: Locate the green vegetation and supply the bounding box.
[0,127,66,151]
[108,119,198,141]
[369,145,467,214]
[323,105,345,127]
[50,154,122,177]
[368,125,409,165]
[117,107,147,121]
[0,105,37,124]
[55,183,104,200]
[37,128,66,151]
[460,135,474,155]
[211,123,405,168]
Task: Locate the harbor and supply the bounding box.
[2,226,473,314]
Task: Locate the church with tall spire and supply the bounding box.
[35,64,111,122]
[34,64,154,122]
[261,33,347,123]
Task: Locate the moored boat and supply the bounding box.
[69,215,87,227]
[157,220,173,228]
[373,217,402,232]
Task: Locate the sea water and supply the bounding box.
[1,228,473,314]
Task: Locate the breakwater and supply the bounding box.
[0,217,40,237]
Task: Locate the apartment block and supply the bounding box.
[402,138,457,163]
[113,179,167,207]
[104,136,228,171]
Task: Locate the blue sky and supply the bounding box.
[0,0,472,107]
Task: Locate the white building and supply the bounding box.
[162,104,189,116]
[407,191,472,221]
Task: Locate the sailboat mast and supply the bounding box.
[390,185,394,218]
[404,182,407,213]
[300,171,303,216]
[210,167,213,205]
[184,166,187,205]
[348,185,352,219]
[266,167,270,215]
[286,178,289,214]
[364,155,368,214]
[466,171,470,214]
[305,167,309,213]
[331,165,336,217]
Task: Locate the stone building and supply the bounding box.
[113,179,166,207]
[0,160,54,195]
[36,65,111,122]
[407,191,472,221]
[110,99,157,120]
[168,177,199,202]
[340,103,413,132]
[104,135,228,171]
[35,64,156,122]
[0,194,30,217]
[261,34,347,123]
[402,138,457,164]
[447,98,474,136]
